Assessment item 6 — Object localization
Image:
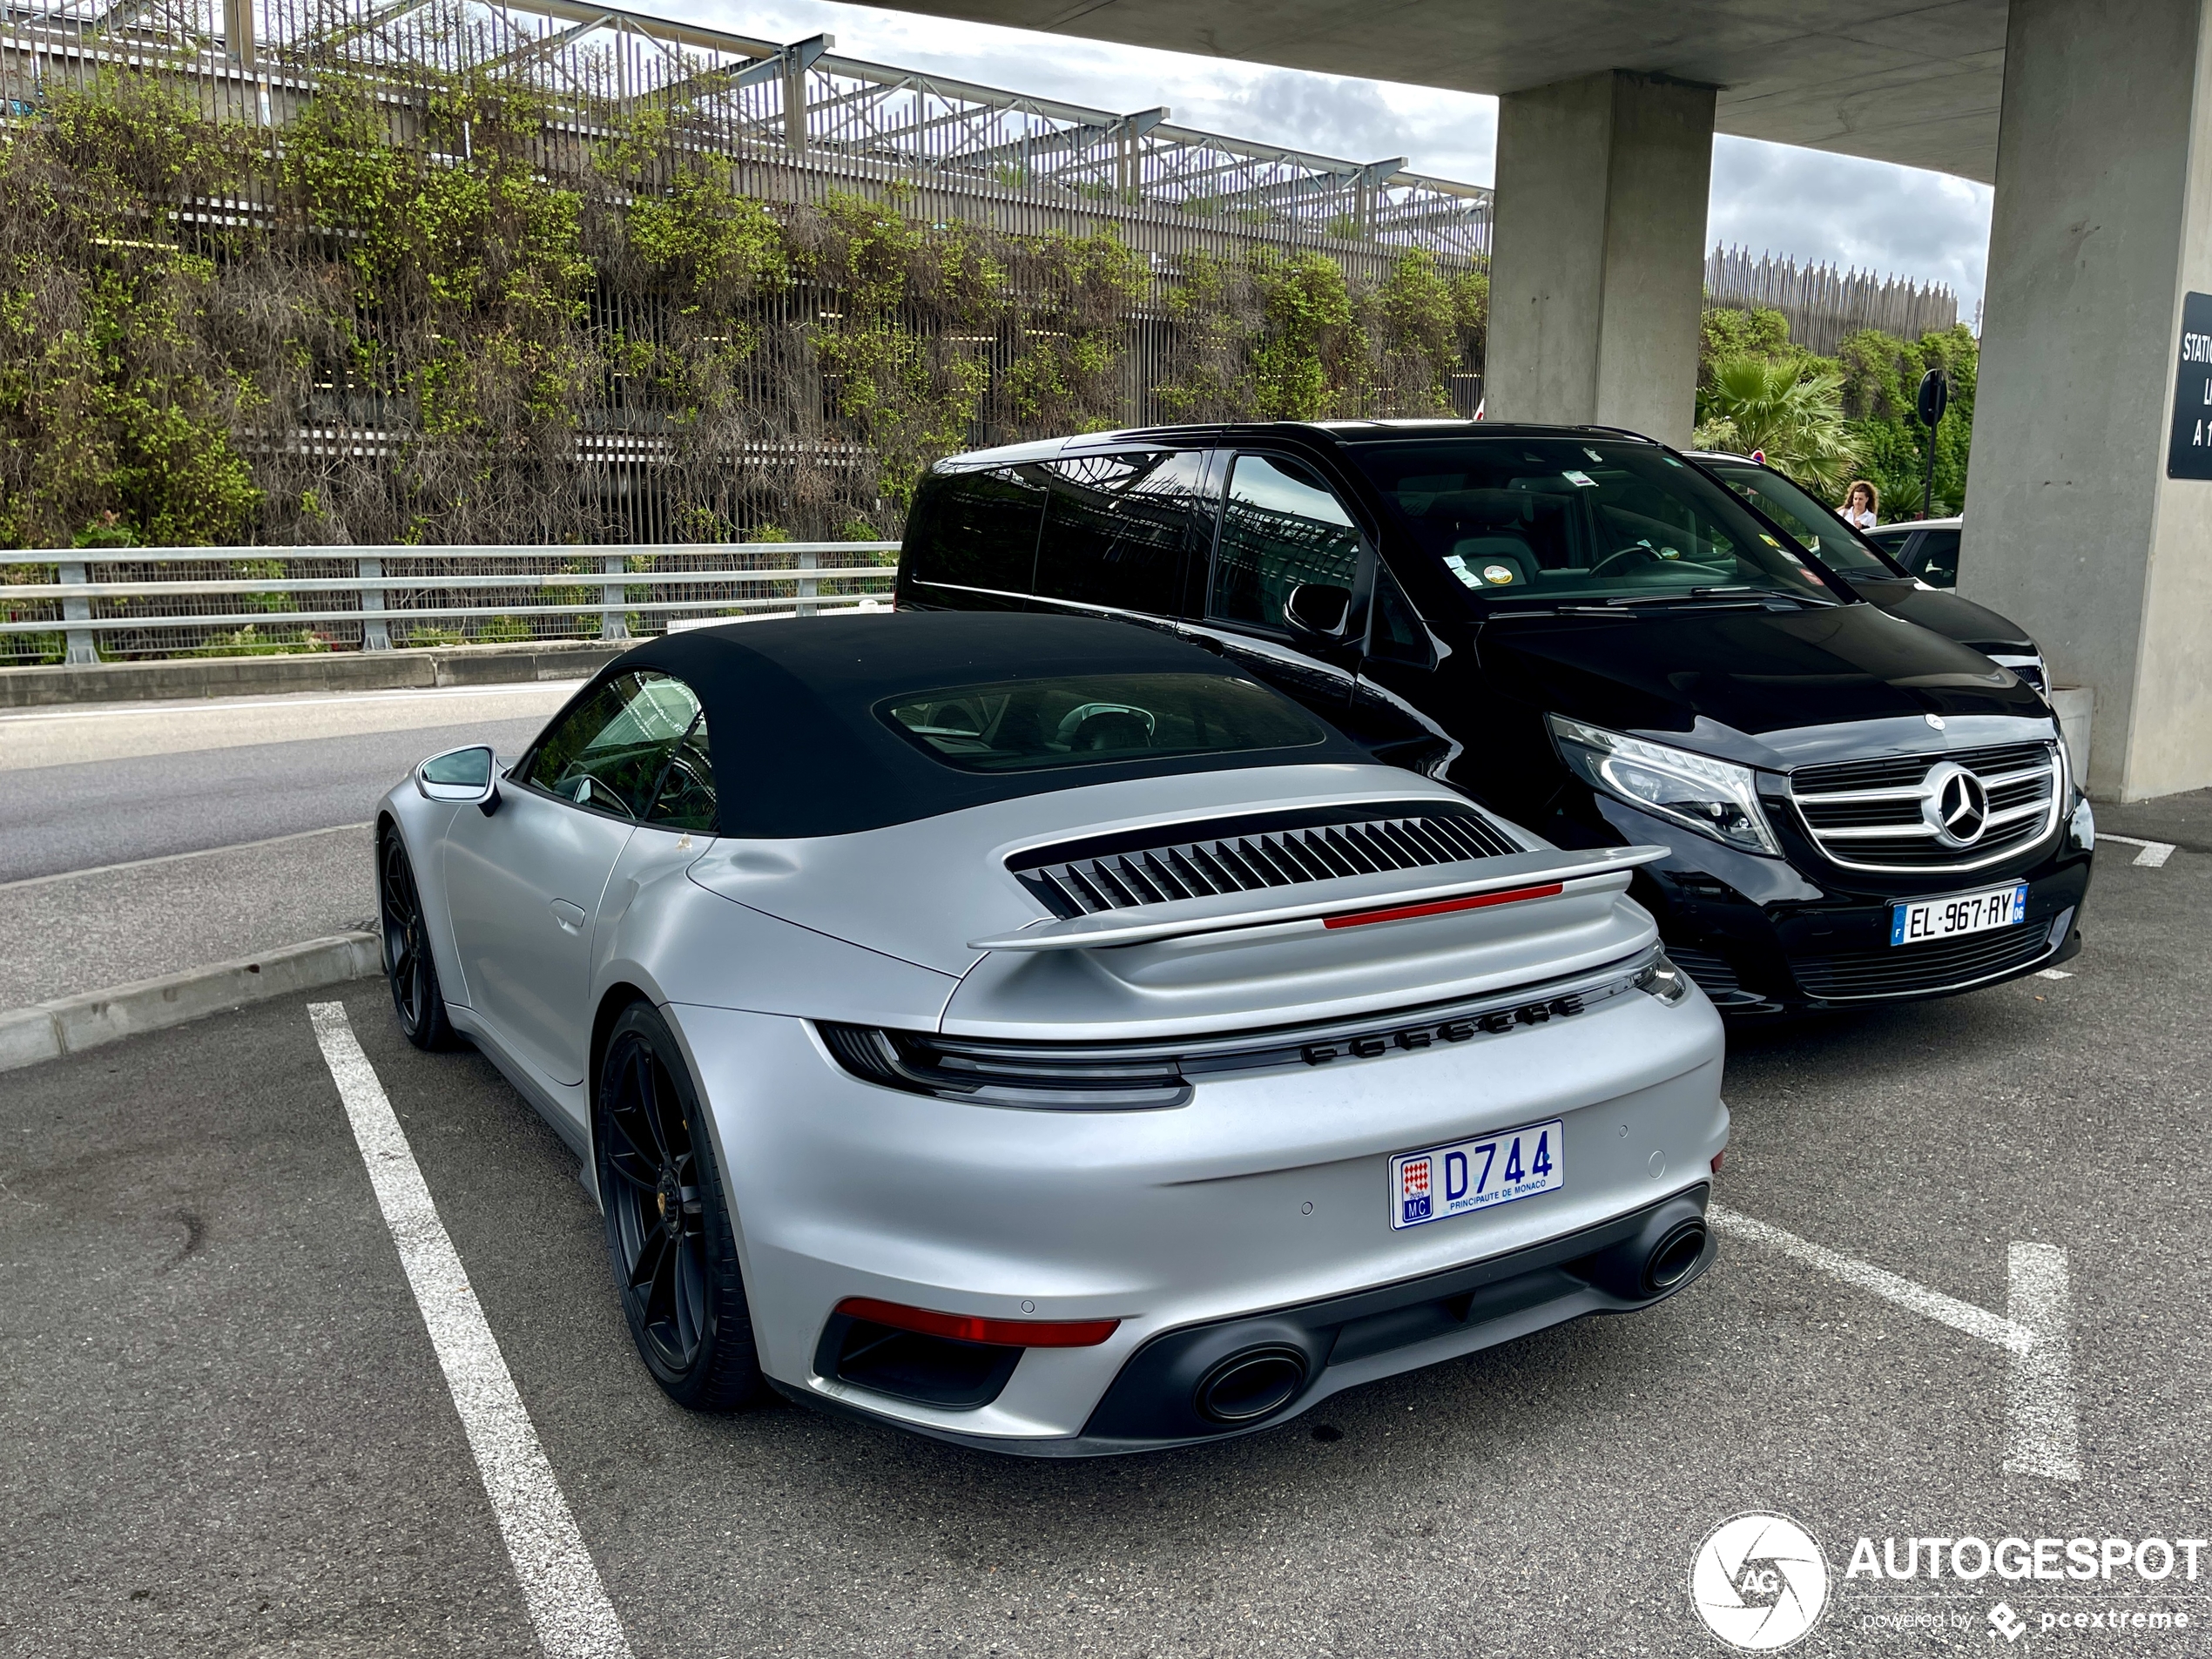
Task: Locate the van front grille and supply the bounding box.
[1789,924,2053,1000]
[1010,801,1523,920]
[1787,741,2061,874]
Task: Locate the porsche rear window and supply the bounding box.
[880,672,1327,772]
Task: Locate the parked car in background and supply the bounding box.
[1863,516,1964,589]
[896,421,2093,1015]
[1685,461,2034,691]
[376,612,1726,1453]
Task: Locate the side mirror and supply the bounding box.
[1284,582,1352,639]
[415,745,499,813]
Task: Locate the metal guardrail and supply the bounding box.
[0,543,900,663]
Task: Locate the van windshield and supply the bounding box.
[1351,438,1843,606]
[1696,456,1896,576]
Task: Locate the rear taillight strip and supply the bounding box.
[834,1296,1119,1349]
[1322,881,1566,931]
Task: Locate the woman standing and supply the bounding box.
[1838,480,1879,529]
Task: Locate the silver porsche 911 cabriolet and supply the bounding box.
[375,612,1727,1454]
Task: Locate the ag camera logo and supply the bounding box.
[1690,1513,1831,1649]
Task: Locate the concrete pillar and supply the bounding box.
[1963,0,2212,801]
[1485,71,1716,446]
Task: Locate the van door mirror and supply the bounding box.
[1284,582,1352,638]
[415,745,499,810]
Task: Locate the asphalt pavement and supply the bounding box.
[0,685,573,1005]
[3,792,2207,1657]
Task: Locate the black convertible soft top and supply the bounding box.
[556,611,1372,839]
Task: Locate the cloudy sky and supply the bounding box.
[656,0,1996,321]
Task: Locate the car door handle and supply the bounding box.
[550,899,587,934]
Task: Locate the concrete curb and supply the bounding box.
[0,932,381,1073]
[0,639,622,709]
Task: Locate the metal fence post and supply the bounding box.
[58,560,97,665]
[601,555,629,641]
[358,555,390,651]
[796,547,818,617]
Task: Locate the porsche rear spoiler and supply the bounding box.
[967,845,1669,953]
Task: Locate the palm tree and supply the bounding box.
[1693,355,1858,496]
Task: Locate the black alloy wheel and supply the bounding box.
[380,831,455,1051]
[597,1001,762,1410]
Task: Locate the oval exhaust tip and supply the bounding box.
[1195,1347,1308,1423]
[1645,1220,1710,1294]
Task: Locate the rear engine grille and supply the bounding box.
[1790,923,2053,1001]
[1011,801,1522,920]
[1788,741,2060,873]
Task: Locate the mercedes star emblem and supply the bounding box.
[1924,763,1990,846]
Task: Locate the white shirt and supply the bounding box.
[1840,506,1877,530]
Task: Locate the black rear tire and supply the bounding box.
[379,830,457,1051]
[596,1001,764,1411]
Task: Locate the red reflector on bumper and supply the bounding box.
[833,1297,1119,1348]
[1322,881,1565,931]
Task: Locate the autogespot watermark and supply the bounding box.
[1690,1514,1831,1650]
[1689,1521,2208,1649]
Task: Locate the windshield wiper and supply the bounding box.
[1602,586,1837,608]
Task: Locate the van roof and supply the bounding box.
[930,421,1662,471]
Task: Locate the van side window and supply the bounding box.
[1911,528,1960,588]
[1035,450,1204,616]
[905,466,1047,595]
[1211,454,1362,632]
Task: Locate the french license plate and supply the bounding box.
[1891,881,2029,947]
[1390,1120,1563,1231]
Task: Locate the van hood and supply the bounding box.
[1477,600,2049,755]
[1843,574,2038,659]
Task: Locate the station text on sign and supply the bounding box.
[2166,291,2212,478]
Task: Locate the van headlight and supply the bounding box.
[1547,715,1782,858]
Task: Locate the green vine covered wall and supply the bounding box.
[0,71,1489,555]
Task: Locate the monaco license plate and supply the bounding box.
[1891,881,2029,947]
[1390,1120,1563,1231]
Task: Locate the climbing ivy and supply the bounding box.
[0,74,260,550]
[1154,246,1484,422]
[0,71,1491,566]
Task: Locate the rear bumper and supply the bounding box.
[776,1186,1714,1457]
[665,980,1726,1451]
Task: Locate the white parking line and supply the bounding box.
[1708,1204,2033,1352]
[2036,968,2074,981]
[308,1002,633,1659]
[2005,1244,2082,1482]
[2100,833,2177,868]
[1710,1204,2082,1483]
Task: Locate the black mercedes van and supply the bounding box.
[893,421,2094,1013]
